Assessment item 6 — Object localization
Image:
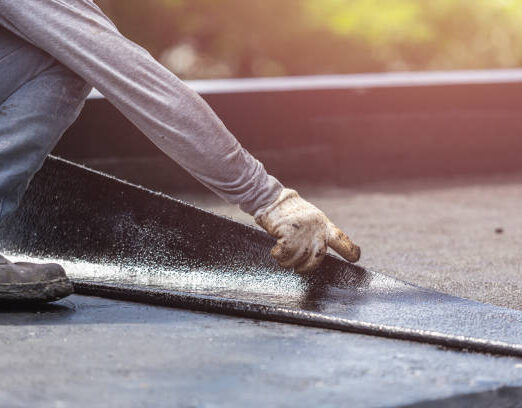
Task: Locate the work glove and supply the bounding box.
[255,188,360,272]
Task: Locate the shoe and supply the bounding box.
[0,254,73,303]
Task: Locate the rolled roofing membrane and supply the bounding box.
[1,156,521,357]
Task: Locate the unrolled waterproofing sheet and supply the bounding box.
[0,156,520,357]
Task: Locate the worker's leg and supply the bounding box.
[0,26,92,220]
[0,0,283,215]
[0,27,91,303]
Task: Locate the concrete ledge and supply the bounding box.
[89,69,522,96]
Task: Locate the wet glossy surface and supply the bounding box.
[1,295,521,407]
[1,157,521,356]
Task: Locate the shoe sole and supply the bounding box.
[0,277,73,304]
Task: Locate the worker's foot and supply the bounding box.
[0,254,73,304]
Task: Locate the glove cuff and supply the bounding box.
[253,188,299,223]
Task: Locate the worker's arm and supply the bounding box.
[0,0,281,215]
[0,0,360,271]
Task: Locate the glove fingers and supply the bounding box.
[270,240,295,264]
[278,243,311,269]
[327,223,361,263]
[295,240,327,273]
[269,223,299,262]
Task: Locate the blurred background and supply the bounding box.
[66,0,522,193]
[96,0,522,79]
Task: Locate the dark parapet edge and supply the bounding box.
[73,281,522,359]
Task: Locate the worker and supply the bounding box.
[0,0,360,303]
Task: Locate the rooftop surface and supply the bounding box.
[177,171,522,311]
[1,161,522,407]
[1,295,521,408]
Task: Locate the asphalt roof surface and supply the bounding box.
[1,295,521,408]
[177,171,522,311]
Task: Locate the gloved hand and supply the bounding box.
[255,188,360,272]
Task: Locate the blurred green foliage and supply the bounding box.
[96,0,522,78]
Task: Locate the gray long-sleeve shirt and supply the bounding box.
[0,0,283,214]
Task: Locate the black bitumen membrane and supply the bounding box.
[0,156,521,358]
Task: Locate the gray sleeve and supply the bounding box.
[0,0,283,215]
